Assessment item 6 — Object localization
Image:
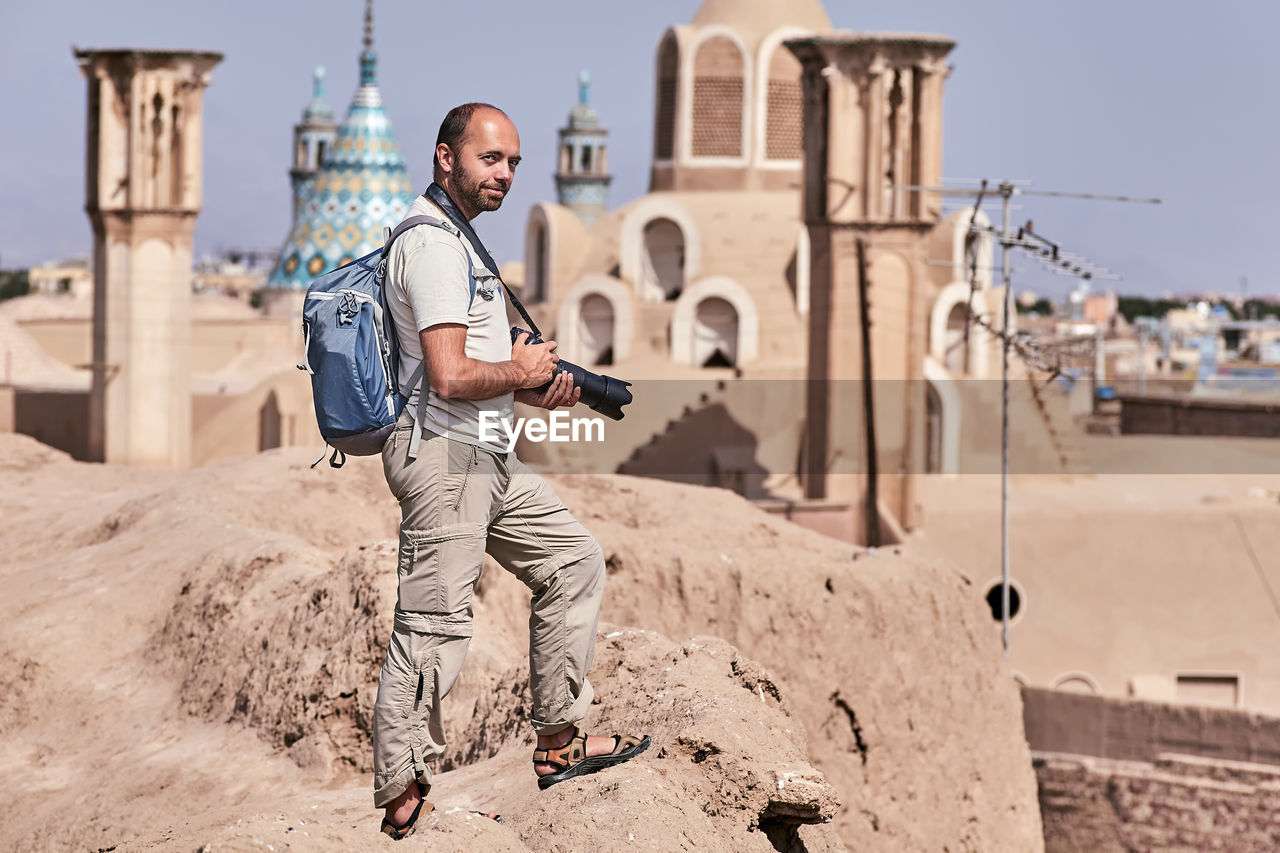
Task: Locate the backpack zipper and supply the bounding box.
[309,289,397,416]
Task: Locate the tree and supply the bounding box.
[0,269,29,302]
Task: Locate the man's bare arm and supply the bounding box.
[423,324,560,400]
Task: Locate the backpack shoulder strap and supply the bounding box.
[382,213,480,461]
[383,214,451,254]
[383,214,477,308]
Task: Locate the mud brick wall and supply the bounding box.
[1035,753,1280,852]
[1022,687,1280,765]
[1023,688,1280,851]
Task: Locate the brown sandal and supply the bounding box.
[380,797,433,840]
[532,726,651,789]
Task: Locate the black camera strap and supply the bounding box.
[424,182,543,339]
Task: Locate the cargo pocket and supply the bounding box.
[399,522,487,614]
[444,440,478,511]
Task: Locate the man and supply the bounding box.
[374,103,648,839]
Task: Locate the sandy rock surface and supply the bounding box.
[0,435,1041,851]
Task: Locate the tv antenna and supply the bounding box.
[895,179,1160,659]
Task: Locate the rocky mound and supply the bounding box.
[0,435,1042,851]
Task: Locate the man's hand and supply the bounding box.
[510,331,560,388]
[516,370,581,410]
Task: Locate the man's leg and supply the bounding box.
[486,456,637,772]
[374,423,504,816]
[373,625,469,818]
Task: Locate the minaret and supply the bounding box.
[265,0,416,297]
[554,71,612,224]
[75,47,223,467]
[289,67,337,222]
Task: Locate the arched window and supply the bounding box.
[578,293,615,366]
[694,297,738,367]
[529,220,548,303]
[765,46,803,160]
[944,302,969,374]
[642,218,685,301]
[1052,673,1100,695]
[925,381,943,474]
[654,33,678,161]
[259,391,281,452]
[692,36,744,158]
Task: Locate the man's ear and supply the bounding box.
[435,142,454,175]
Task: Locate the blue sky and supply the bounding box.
[1,1,1276,300]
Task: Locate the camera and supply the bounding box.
[511,327,633,421]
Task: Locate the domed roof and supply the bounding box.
[267,1,417,290]
[691,0,832,36]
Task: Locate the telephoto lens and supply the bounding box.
[511,327,633,420]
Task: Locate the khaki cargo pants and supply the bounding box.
[372,416,605,808]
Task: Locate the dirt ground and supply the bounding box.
[0,434,1042,852]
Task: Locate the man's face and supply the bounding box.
[441,109,521,219]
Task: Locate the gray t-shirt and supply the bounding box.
[385,194,513,454]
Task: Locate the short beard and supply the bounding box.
[453,160,504,214]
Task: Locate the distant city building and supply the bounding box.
[1083,291,1118,329]
[28,258,91,297]
[553,71,612,225]
[192,250,274,300]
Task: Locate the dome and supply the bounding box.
[691,0,832,36]
[267,3,417,290]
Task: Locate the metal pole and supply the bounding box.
[857,238,881,548]
[1000,183,1013,661]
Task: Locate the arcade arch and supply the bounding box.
[671,276,758,367]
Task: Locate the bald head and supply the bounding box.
[433,103,512,174]
[432,103,521,220]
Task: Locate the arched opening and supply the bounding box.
[654,33,678,161]
[765,46,803,160]
[944,302,969,374]
[529,220,548,303]
[1053,673,1100,695]
[642,218,685,301]
[579,293,615,366]
[925,381,943,473]
[316,139,328,167]
[694,297,738,367]
[259,391,281,451]
[692,35,745,157]
[558,275,634,365]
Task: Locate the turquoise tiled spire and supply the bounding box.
[267,0,417,290]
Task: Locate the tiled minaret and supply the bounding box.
[554,71,612,224]
[289,67,338,222]
[266,0,416,293]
